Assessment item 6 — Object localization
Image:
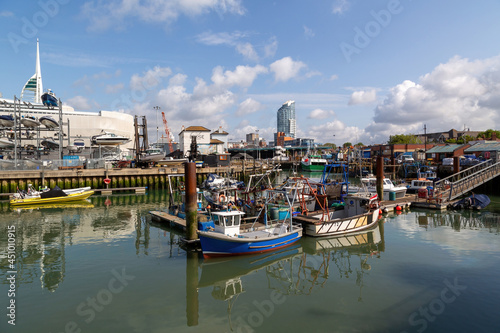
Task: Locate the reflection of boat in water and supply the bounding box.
[199,244,303,289]
[11,200,94,211]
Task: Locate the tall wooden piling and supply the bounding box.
[376,156,384,201]
[185,162,198,241]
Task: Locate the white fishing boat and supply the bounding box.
[39,116,58,128]
[20,116,41,128]
[91,131,130,146]
[406,179,433,194]
[350,177,407,200]
[295,190,380,237]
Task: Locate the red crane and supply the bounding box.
[161,112,174,153]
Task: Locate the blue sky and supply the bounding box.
[1,0,500,146]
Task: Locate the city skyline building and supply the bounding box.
[277,100,296,139]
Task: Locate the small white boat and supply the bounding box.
[407,179,433,194]
[0,137,15,148]
[0,115,14,127]
[350,177,407,200]
[139,147,166,162]
[41,137,59,150]
[91,131,130,146]
[39,116,59,128]
[23,158,53,168]
[20,116,41,128]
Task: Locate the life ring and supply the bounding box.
[219,194,227,203]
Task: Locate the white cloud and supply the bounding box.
[348,89,377,105]
[330,74,339,81]
[264,37,278,58]
[196,31,271,61]
[130,66,172,91]
[332,0,350,15]
[370,55,500,138]
[81,0,245,32]
[105,83,124,94]
[211,65,268,89]
[66,96,93,110]
[0,11,13,17]
[236,98,262,116]
[235,42,259,61]
[303,25,315,39]
[269,57,307,82]
[308,108,335,120]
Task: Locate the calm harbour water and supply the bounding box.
[1,188,500,333]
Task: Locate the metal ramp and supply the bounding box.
[435,159,500,202]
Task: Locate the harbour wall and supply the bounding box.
[0,164,261,195]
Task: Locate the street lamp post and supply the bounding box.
[153,106,161,144]
[256,130,259,160]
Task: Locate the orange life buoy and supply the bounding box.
[219,194,226,203]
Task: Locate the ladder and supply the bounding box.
[434,159,500,202]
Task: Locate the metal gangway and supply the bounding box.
[434,159,500,202]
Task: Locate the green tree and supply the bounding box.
[388,134,422,144]
[477,129,500,140]
[343,142,352,148]
[324,143,337,149]
[355,142,364,147]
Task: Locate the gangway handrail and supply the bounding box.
[435,159,500,201]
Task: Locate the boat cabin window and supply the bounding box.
[213,215,220,226]
[384,179,392,186]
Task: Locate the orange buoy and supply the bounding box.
[395,205,402,211]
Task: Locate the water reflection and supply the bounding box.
[0,191,169,292]
[413,209,500,232]
[194,222,385,330]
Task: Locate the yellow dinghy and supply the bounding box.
[10,190,94,207]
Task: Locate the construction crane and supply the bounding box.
[161,111,174,154]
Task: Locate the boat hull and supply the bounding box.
[42,93,58,107]
[10,190,94,206]
[198,228,302,257]
[40,116,59,128]
[301,163,326,171]
[0,138,15,148]
[299,209,379,237]
[20,118,41,128]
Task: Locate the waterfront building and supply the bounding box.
[1,40,135,151]
[178,125,211,157]
[246,133,259,146]
[277,100,296,139]
[211,126,229,152]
